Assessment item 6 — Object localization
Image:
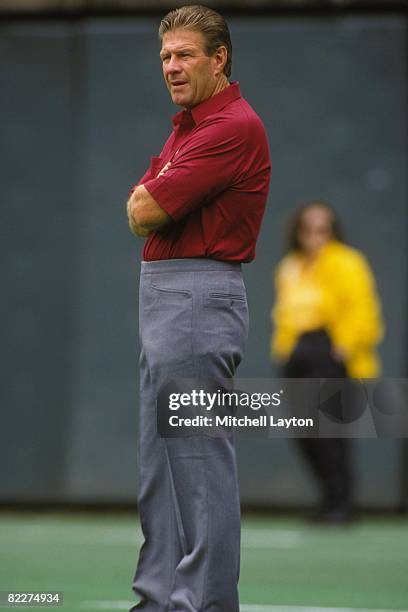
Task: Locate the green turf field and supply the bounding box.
[0,512,407,611]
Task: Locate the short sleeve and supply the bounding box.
[142,116,248,221]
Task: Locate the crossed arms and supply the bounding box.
[126,114,251,237]
[127,184,171,237]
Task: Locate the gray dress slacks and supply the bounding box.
[131,258,249,612]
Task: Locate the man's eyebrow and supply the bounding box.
[160,46,197,57]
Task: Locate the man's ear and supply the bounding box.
[213,45,228,76]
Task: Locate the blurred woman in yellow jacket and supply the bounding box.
[271,201,384,522]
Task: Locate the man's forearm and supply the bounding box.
[126,184,171,237]
[128,212,152,237]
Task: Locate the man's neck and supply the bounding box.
[183,77,230,111]
[210,76,230,98]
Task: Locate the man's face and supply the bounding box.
[160,28,219,109]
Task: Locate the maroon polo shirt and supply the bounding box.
[132,82,271,263]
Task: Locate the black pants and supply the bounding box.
[284,330,352,512]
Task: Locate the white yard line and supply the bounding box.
[78,602,407,612]
[241,606,408,612]
[79,603,132,610]
[1,526,301,550]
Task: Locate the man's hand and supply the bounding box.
[126,184,171,237]
[127,200,151,237]
[157,161,171,177]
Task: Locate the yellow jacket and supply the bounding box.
[271,240,384,377]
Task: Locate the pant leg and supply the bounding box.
[132,261,247,612]
[132,266,198,609]
[166,279,248,612]
[284,330,353,512]
[296,437,352,510]
[131,347,182,610]
[317,438,352,510]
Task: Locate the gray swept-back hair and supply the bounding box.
[159,5,232,78]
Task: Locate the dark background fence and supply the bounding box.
[1,9,407,507]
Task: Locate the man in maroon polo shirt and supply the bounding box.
[127,6,270,611]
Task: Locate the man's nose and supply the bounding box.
[164,56,182,75]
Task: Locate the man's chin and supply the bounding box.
[171,93,192,108]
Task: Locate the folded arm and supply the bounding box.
[127,184,172,237]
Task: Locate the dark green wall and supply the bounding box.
[1,15,407,507]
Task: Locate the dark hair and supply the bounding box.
[287,201,344,253]
[159,5,232,78]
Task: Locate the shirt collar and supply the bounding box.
[172,81,241,128]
